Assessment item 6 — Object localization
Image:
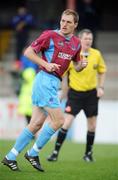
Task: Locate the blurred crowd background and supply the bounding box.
[0,0,118,99]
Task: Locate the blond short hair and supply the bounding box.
[61,9,79,23]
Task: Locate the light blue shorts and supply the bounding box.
[32,71,61,108]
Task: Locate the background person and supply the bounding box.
[18,56,39,124]
[12,6,34,61]
[10,7,35,94]
[47,29,107,162]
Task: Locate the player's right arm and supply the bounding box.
[24,31,60,72]
[24,46,56,72]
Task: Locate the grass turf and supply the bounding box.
[0,140,118,180]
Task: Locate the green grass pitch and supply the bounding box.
[0,140,118,180]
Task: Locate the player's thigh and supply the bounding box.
[63,113,74,129]
[65,89,83,116]
[32,71,60,108]
[87,116,97,131]
[84,89,99,117]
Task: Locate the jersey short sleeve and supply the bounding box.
[97,51,107,73]
[31,30,51,53]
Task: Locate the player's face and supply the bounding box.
[60,14,77,36]
[80,33,93,50]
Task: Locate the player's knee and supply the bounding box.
[88,116,97,131]
[88,123,96,131]
[57,117,65,128]
[29,119,44,131]
[60,117,65,127]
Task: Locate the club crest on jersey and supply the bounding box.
[58,41,64,46]
[58,52,72,60]
[49,97,54,104]
[93,64,98,69]
[71,44,76,51]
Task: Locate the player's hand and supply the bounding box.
[45,63,61,72]
[80,59,88,68]
[74,59,88,72]
[97,87,104,97]
[80,54,88,68]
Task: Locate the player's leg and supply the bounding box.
[83,116,97,162]
[26,107,64,170]
[47,88,81,161]
[1,106,46,171]
[83,89,98,162]
[25,71,64,170]
[26,72,63,155]
[47,113,74,161]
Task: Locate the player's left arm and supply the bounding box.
[97,72,106,98]
[97,51,107,97]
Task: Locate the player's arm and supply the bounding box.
[98,72,106,89]
[24,46,48,68]
[73,59,88,72]
[97,72,106,97]
[97,50,107,97]
[24,31,60,72]
[24,46,60,72]
[60,74,69,101]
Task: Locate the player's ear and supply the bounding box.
[74,22,78,29]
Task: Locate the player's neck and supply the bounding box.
[58,30,73,39]
[81,47,90,53]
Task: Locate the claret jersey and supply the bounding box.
[31,30,81,78]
